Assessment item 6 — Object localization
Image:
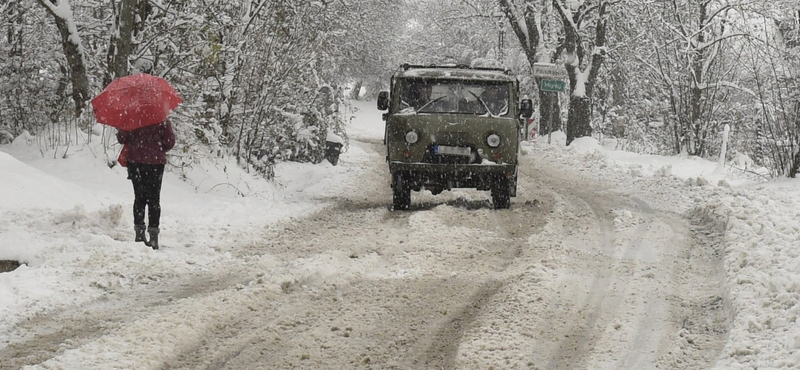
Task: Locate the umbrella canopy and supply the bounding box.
[91,73,182,131]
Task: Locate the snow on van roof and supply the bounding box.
[394,66,516,82]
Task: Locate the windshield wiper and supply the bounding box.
[469,91,507,117]
[415,96,446,114]
[469,91,492,115]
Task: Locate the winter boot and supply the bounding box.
[145,226,160,250]
[134,225,148,243]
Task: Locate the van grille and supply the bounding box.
[436,131,468,145]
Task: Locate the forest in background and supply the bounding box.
[0,0,798,178]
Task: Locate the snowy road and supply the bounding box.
[3,131,730,369]
[176,135,731,369]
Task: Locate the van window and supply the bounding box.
[399,79,510,116]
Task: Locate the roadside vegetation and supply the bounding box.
[0,0,798,177]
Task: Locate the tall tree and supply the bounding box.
[744,1,800,176]
[36,0,90,115]
[105,0,148,85]
[498,0,563,135]
[638,0,750,156]
[554,0,613,145]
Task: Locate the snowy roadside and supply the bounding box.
[534,135,800,369]
[693,182,800,369]
[0,120,373,347]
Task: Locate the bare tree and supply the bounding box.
[744,3,800,177]
[638,1,750,156]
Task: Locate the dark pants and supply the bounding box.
[127,163,165,228]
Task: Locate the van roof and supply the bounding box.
[393,64,516,82]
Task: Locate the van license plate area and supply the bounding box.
[435,145,471,156]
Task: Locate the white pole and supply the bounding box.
[716,124,730,173]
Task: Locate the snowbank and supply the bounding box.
[530,135,800,369]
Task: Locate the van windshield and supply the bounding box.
[399,79,511,116]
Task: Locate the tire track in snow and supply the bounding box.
[163,137,554,369]
[0,271,247,370]
[453,151,728,370]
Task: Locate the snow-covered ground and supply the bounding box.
[1,100,799,369]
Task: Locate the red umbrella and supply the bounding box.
[91,73,182,131]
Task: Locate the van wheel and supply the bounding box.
[491,176,511,209]
[392,173,411,210]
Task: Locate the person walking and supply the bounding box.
[91,73,182,249]
[117,119,175,250]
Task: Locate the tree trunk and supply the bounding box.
[105,0,139,86]
[791,102,800,178]
[554,0,609,145]
[790,149,800,178]
[566,96,592,144]
[37,0,90,116]
[7,2,23,57]
[687,2,708,156]
[135,0,151,39]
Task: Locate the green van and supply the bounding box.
[378,64,533,210]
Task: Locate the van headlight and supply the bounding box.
[405,130,419,144]
[486,133,501,148]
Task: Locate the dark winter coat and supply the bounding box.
[116,120,176,165]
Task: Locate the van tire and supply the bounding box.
[491,176,511,209]
[392,173,411,210]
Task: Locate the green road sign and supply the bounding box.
[540,79,565,93]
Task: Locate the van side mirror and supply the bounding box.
[377,91,389,111]
[520,99,533,118]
